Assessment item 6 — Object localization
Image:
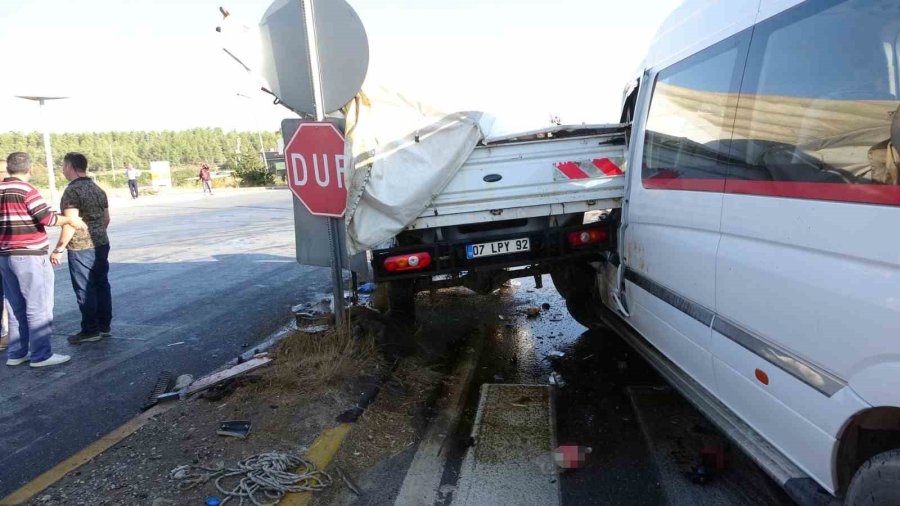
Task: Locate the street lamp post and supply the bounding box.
[16,96,68,203]
[236,93,269,169]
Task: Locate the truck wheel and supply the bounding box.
[846,449,900,506]
[552,263,605,329]
[387,279,416,325]
[565,297,605,330]
[550,263,595,300]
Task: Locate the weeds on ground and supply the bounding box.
[257,328,383,396]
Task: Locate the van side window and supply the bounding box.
[729,0,900,205]
[642,32,750,191]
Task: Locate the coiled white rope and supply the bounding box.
[170,451,332,506]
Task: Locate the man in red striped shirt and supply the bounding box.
[1,152,87,368]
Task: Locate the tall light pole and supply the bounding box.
[235,93,269,169]
[16,96,68,203]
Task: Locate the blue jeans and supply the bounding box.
[67,244,112,334]
[0,255,55,362]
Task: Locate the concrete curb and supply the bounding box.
[393,332,485,506]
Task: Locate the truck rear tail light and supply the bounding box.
[384,252,432,272]
[568,228,608,247]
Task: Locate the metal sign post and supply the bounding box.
[301,0,345,328]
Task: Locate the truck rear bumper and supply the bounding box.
[371,220,615,284]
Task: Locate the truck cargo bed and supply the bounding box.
[408,124,628,230]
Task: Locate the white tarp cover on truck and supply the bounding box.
[344,87,487,255]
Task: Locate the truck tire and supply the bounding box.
[387,279,416,325]
[845,449,900,506]
[550,262,595,301]
[565,297,605,330]
[552,262,605,329]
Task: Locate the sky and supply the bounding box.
[0,0,680,136]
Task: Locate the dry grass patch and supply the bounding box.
[254,327,384,396]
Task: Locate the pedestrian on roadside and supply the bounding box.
[52,153,113,344]
[125,164,140,199]
[1,152,87,368]
[0,161,6,351]
[199,164,213,195]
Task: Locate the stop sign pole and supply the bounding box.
[302,0,346,328]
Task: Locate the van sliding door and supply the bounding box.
[622,30,750,394]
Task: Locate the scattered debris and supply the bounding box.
[547,350,566,358]
[493,373,506,383]
[294,305,335,332]
[173,374,194,391]
[170,452,331,504]
[554,445,593,469]
[549,372,566,387]
[498,315,506,321]
[358,282,377,294]
[216,420,252,439]
[689,463,714,484]
[186,357,273,396]
[142,371,174,411]
[200,375,261,402]
[582,354,595,361]
[524,307,541,318]
[167,341,185,347]
[541,302,551,311]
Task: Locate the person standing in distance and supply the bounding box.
[1,152,87,368]
[125,164,140,199]
[199,164,213,195]
[51,153,113,344]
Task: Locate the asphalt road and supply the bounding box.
[0,188,331,497]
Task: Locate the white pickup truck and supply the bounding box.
[368,124,627,321]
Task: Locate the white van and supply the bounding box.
[556,0,900,503]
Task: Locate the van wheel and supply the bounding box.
[387,279,416,325]
[845,449,900,506]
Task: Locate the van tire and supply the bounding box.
[845,449,900,506]
[387,279,416,325]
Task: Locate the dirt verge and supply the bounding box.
[26,288,503,506]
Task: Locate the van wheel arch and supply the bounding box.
[835,407,900,496]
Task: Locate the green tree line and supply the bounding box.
[0,128,281,172]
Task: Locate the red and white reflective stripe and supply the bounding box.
[555,161,591,180]
[554,158,624,180]
[591,158,624,176]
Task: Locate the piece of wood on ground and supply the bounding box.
[186,357,273,395]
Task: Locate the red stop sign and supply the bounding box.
[285,122,347,217]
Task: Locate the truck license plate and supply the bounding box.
[466,238,530,259]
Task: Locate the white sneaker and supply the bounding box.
[30,354,71,368]
[6,353,31,366]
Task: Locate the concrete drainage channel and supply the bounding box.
[390,276,797,506]
[395,342,563,506]
[395,280,570,506]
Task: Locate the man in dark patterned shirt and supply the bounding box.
[51,153,112,344]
